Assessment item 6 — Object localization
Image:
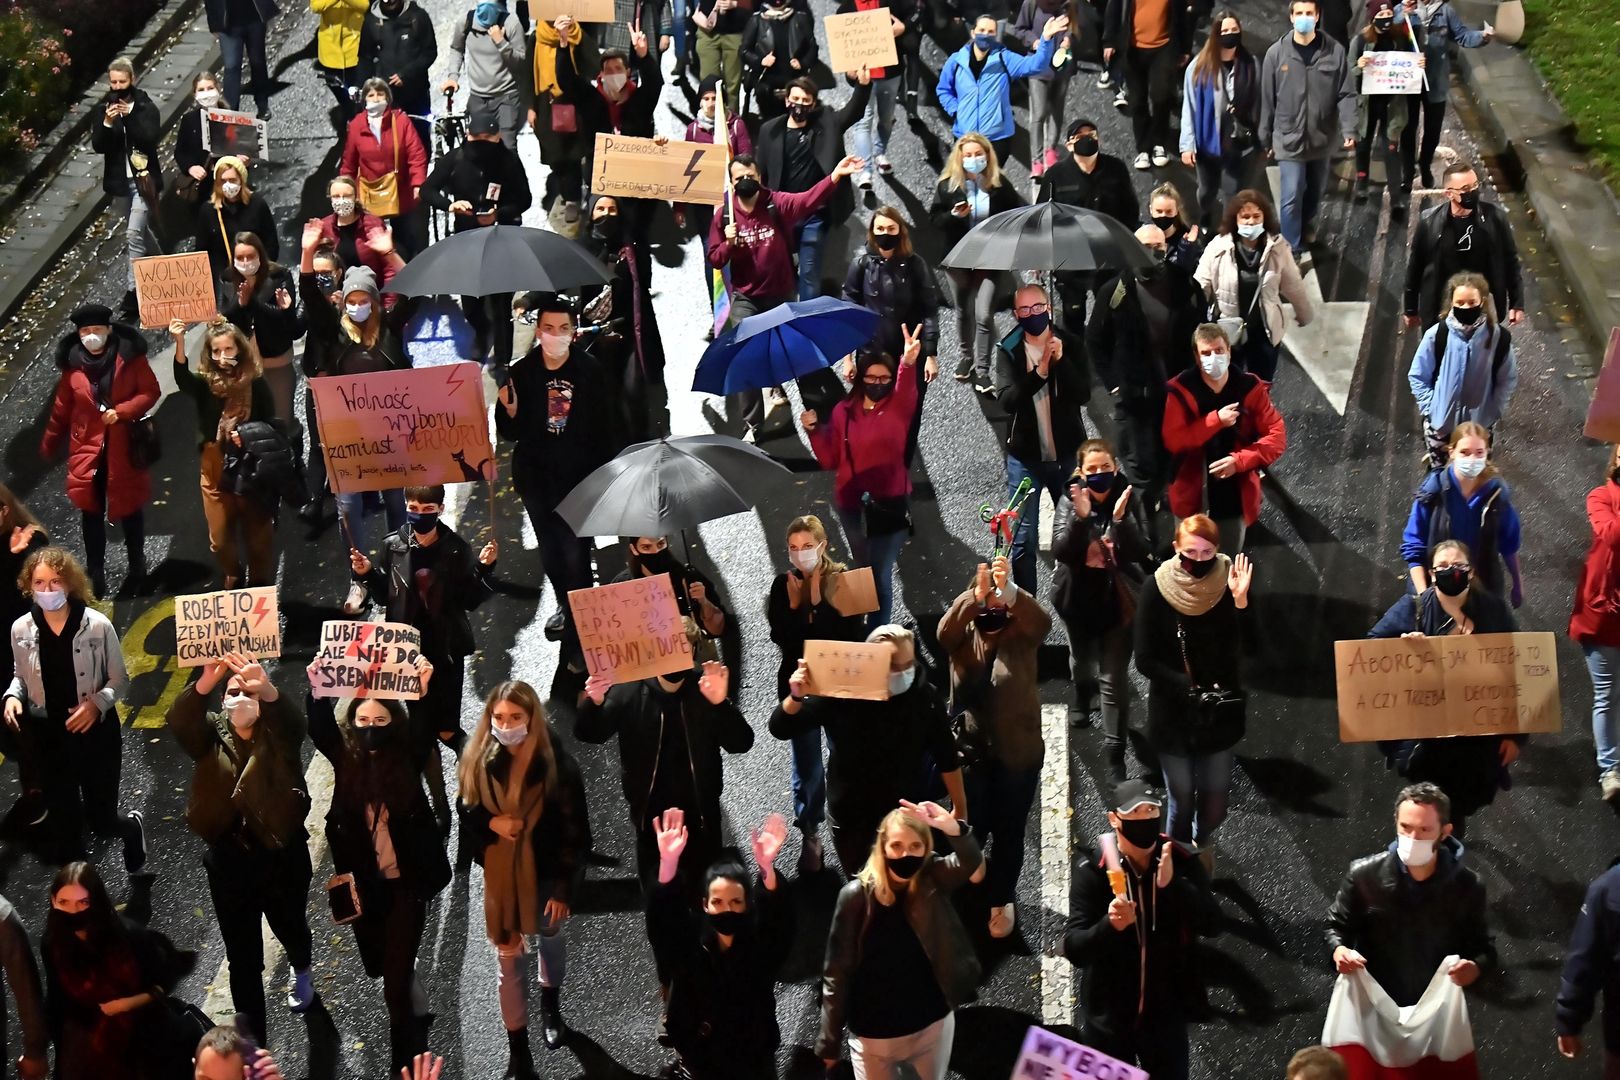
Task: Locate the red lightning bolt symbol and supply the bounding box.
[444,363,470,397]
[252,594,272,629]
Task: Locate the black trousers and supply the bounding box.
[1124,45,1176,152]
[464,292,515,371]
[204,836,315,1046]
[351,878,429,1071]
[409,650,466,742]
[1402,96,1449,182]
[30,712,138,861]
[514,482,594,660]
[1113,393,1169,509]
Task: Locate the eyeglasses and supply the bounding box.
[862,376,894,386]
[1434,563,1472,574]
[1013,302,1049,317]
[1446,184,1480,196]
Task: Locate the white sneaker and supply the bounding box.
[876,154,893,174]
[1133,152,1151,170]
[342,580,368,616]
[1152,145,1169,167]
[1113,88,1129,110]
[1097,69,1111,87]
[988,903,1016,939]
[857,171,873,189]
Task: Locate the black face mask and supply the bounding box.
[706,909,750,936]
[1117,815,1161,850]
[1218,31,1242,48]
[888,854,925,879]
[1433,566,1470,596]
[381,0,405,11]
[356,724,393,752]
[1137,260,1166,281]
[109,88,132,102]
[787,102,813,122]
[1451,304,1483,326]
[661,668,691,688]
[1072,134,1099,157]
[1180,553,1217,578]
[638,548,677,577]
[407,511,439,536]
[975,607,1010,634]
[51,909,94,933]
[733,176,761,200]
[872,232,899,252]
[1151,214,1179,236]
[1084,471,1115,495]
[1611,466,1620,485]
[862,380,895,402]
[1458,189,1481,212]
[591,215,620,243]
[314,272,338,294]
[1373,15,1394,31]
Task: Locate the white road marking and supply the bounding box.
[1038,702,1074,1026]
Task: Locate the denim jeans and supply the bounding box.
[1584,643,1620,775]
[1066,619,1132,742]
[1277,157,1329,251]
[851,75,899,164]
[965,759,1042,906]
[791,727,826,833]
[1006,455,1074,594]
[109,182,158,293]
[797,212,828,301]
[1194,152,1258,228]
[336,488,406,561]
[1159,747,1235,846]
[494,905,568,1030]
[835,505,907,628]
[218,21,270,111]
[669,0,688,57]
[1027,77,1067,162]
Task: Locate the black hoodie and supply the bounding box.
[359,0,439,109]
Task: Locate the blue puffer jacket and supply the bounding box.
[936,37,1056,142]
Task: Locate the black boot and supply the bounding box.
[1352,174,1368,202]
[504,1028,537,1080]
[1104,738,1127,784]
[539,986,567,1050]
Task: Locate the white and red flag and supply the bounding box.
[1323,957,1480,1080]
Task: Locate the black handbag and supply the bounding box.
[1176,618,1246,730]
[843,416,912,537]
[127,413,163,469]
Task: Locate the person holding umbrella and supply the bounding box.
[578,195,666,444]
[707,152,866,442]
[801,327,924,628]
[930,135,1024,391]
[1040,119,1140,331]
[495,295,621,673]
[617,537,730,640]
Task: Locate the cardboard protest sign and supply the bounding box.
[823,8,900,74]
[1583,328,1620,442]
[310,621,426,700]
[569,575,693,683]
[309,362,495,494]
[530,0,615,21]
[804,639,892,700]
[1334,631,1562,742]
[591,134,727,206]
[1361,52,1423,95]
[174,586,280,668]
[1009,1025,1149,1080]
[830,566,880,618]
[202,108,269,161]
[133,253,215,329]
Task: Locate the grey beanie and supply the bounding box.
[342,265,380,304]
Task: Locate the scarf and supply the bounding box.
[73,344,117,407]
[476,741,549,942]
[532,18,583,100]
[695,109,716,131]
[1154,553,1232,616]
[760,2,795,17]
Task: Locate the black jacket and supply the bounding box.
[218,266,303,359]
[755,81,873,223]
[1039,154,1140,229]
[204,0,279,31]
[1133,575,1244,755]
[357,523,496,658]
[768,667,959,831]
[299,273,415,376]
[196,194,281,279]
[575,680,754,834]
[89,88,162,198]
[175,108,210,180]
[741,9,819,89]
[308,694,451,904]
[1325,838,1496,1008]
[1403,199,1523,326]
[1556,858,1620,1053]
[493,345,621,509]
[1051,480,1153,632]
[222,418,307,508]
[648,874,794,1075]
[359,0,439,108]
[1063,835,1221,1035]
[459,735,592,903]
[1102,0,1192,57]
[1086,266,1206,400]
[574,52,665,178]
[841,250,942,359]
[765,570,865,695]
[421,140,532,231]
[993,325,1091,465]
[929,177,1026,250]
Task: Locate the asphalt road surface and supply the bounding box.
[0,0,1609,1077]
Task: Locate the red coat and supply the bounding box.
[339,107,429,215]
[41,327,160,520]
[1571,482,1620,647]
[317,212,398,291]
[1162,370,1287,525]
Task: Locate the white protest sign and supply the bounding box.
[1362,52,1423,95]
[310,621,426,700]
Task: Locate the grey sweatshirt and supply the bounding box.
[1257,29,1357,162]
[447,10,528,99]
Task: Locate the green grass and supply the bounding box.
[1520,0,1620,191]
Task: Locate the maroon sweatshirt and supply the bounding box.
[705,174,838,302]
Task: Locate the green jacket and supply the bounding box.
[169,683,310,850]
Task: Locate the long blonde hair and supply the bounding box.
[939,133,1003,192]
[209,156,253,209]
[785,514,848,578]
[459,681,557,806]
[857,808,931,906]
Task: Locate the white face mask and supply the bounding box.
[789,547,820,573]
[492,723,528,747]
[888,667,916,696]
[34,588,67,612]
[540,332,571,360]
[346,301,373,324]
[79,332,107,354]
[331,196,357,218]
[221,180,242,199]
[195,89,220,109]
[234,258,260,277]
[1199,351,1230,379]
[365,99,388,117]
[601,72,629,95]
[213,351,239,370]
[223,692,260,729]
[1396,833,1436,867]
[1453,456,1487,479]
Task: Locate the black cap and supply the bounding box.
[698,73,721,97]
[1112,779,1164,814]
[70,303,114,329]
[467,101,500,137]
[1067,117,1099,139]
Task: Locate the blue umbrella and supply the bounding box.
[691,296,881,396]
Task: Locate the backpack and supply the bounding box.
[1431,320,1512,381]
[464,2,530,37]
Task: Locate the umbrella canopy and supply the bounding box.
[940,202,1156,274]
[385,224,611,297]
[556,434,790,537]
[692,296,880,396]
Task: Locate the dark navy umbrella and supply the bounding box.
[940,202,1155,274]
[691,296,881,396]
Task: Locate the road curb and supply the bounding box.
[1451,0,1620,354]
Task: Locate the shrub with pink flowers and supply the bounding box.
[0,4,72,161]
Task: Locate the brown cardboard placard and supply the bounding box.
[830,566,880,617]
[569,574,693,683]
[1334,631,1562,742]
[529,0,616,21]
[133,252,216,329]
[805,639,893,700]
[591,133,728,206]
[310,621,426,700]
[823,8,900,74]
[174,586,281,668]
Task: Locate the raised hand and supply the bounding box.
[1155,841,1174,887]
[751,812,788,869]
[654,808,688,863]
[1114,484,1133,522]
[350,548,372,576]
[630,20,650,56]
[301,218,325,251]
[900,323,922,366]
[973,562,991,604]
[401,1052,444,1080]
[497,380,518,418]
[698,660,729,704]
[1043,13,1070,37]
[1228,553,1253,606]
[900,798,962,836]
[788,658,810,700]
[990,554,1011,594]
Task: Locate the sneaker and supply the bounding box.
[876,154,893,175]
[1032,157,1046,179]
[988,903,1016,939]
[973,378,995,394]
[1097,69,1111,88]
[285,968,315,1012]
[799,833,824,875]
[123,810,147,874]
[1113,88,1129,110]
[741,427,757,445]
[1603,768,1620,803]
[1151,145,1169,167]
[342,580,368,616]
[543,610,567,642]
[1133,152,1151,170]
[1353,175,1368,202]
[1043,147,1061,169]
[256,103,273,121]
[857,171,873,189]
[1420,165,1435,190]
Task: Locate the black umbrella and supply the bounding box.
[940,202,1156,274]
[385,224,611,297]
[556,434,790,537]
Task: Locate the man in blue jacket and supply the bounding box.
[937,13,1069,160]
[1556,858,1620,1073]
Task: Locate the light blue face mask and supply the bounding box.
[492,722,528,747]
[962,155,987,175]
[345,301,373,323]
[1237,222,1266,241]
[474,1,504,28]
[889,666,917,696]
[34,588,67,613]
[1292,13,1316,33]
[1453,456,1487,480]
